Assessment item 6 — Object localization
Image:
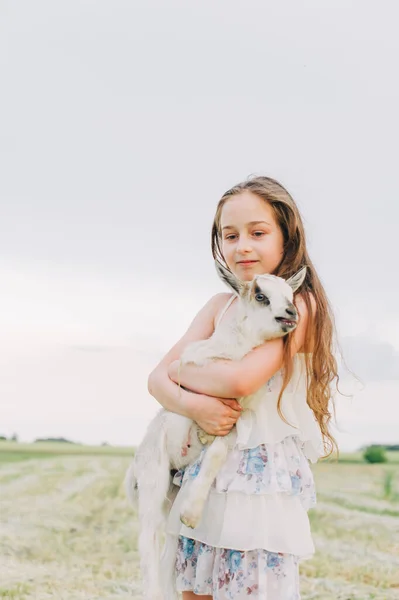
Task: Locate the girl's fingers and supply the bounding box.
[221,398,242,411]
[220,422,235,432]
[219,429,233,436]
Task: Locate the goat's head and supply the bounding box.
[215,260,307,339]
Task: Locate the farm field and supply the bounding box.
[0,442,398,599]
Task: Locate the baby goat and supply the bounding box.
[125,261,306,600]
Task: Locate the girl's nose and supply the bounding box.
[237,238,253,252]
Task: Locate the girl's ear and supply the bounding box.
[214,260,244,295]
[286,266,307,293]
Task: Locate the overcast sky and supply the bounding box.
[1,1,398,451]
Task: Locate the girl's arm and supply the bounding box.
[168,293,315,397]
[148,292,242,419]
[168,338,283,398]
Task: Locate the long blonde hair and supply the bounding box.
[211,175,342,459]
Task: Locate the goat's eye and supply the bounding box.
[255,293,270,305]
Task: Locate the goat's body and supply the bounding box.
[124,410,205,600]
[125,323,284,600]
[125,265,307,600]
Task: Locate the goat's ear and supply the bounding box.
[214,260,244,295]
[286,266,307,293]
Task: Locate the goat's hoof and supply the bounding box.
[180,500,202,529]
[198,430,213,445]
[180,511,200,529]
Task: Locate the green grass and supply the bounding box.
[2,440,398,465]
[316,493,399,518]
[0,440,135,461]
[322,450,399,464]
[0,583,32,599]
[1,442,399,599]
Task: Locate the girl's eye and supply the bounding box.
[225,232,264,241]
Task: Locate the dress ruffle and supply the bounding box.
[168,434,316,558]
[167,483,315,558]
[173,434,316,510]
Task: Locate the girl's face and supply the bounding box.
[220,191,285,281]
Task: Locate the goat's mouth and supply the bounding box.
[275,317,297,327]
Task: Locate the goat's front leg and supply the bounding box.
[180,434,232,529]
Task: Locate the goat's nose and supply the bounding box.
[285,305,297,317]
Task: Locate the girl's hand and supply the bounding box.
[185,391,243,437]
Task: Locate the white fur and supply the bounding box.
[125,262,306,600]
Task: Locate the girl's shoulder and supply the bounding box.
[295,290,317,314]
[213,292,236,330]
[294,291,317,353]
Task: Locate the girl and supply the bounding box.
[147,175,339,599]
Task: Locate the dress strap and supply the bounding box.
[215,293,238,329]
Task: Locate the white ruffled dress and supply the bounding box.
[166,294,325,599]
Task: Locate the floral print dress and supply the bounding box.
[171,434,317,599]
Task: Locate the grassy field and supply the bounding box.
[0,442,398,599]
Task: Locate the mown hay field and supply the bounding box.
[0,442,398,599]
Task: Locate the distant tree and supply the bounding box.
[363,445,387,464]
[11,433,18,442]
[0,435,7,441]
[101,441,109,446]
